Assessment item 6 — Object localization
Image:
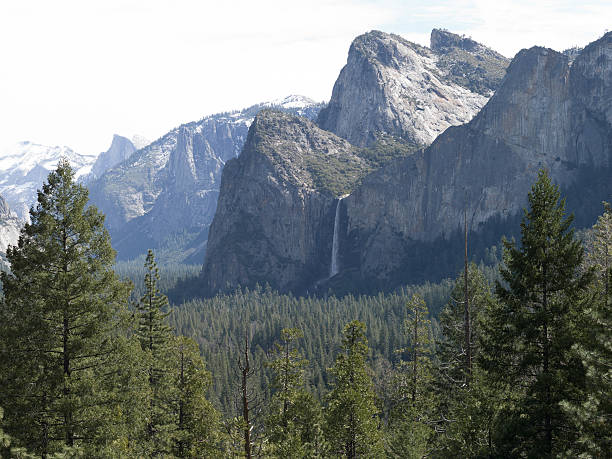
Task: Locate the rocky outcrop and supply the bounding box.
[201,110,366,294]
[201,32,612,295]
[87,135,137,181]
[0,194,23,266]
[339,32,612,288]
[87,96,323,262]
[430,29,509,95]
[317,30,509,147]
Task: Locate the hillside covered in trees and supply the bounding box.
[0,163,609,457]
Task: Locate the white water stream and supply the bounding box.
[329,195,348,278]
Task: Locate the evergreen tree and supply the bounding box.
[325,320,383,458]
[436,265,490,392]
[172,336,223,458]
[480,169,593,457]
[136,249,177,455]
[138,249,173,355]
[0,159,138,456]
[560,205,612,457]
[386,294,434,458]
[264,328,326,458]
[431,265,500,457]
[0,407,15,457]
[583,202,612,293]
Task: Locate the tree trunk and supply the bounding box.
[464,208,471,385]
[242,333,252,459]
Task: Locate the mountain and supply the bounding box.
[317,29,509,147]
[201,30,612,295]
[0,194,22,267]
[0,142,96,220]
[201,110,373,293]
[86,135,139,181]
[87,95,324,263]
[337,32,612,289]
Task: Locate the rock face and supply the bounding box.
[0,194,23,266]
[87,96,324,263]
[201,110,366,294]
[0,142,96,220]
[86,135,138,181]
[317,30,509,147]
[202,31,612,295]
[339,32,612,288]
[430,29,510,95]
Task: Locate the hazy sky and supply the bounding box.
[1,0,610,154]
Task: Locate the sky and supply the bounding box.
[0,0,610,155]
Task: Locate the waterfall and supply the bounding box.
[329,195,348,278]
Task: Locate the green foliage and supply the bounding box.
[0,159,139,457]
[306,134,419,197]
[168,283,453,414]
[431,265,501,458]
[359,134,420,168]
[264,328,326,458]
[172,336,224,458]
[304,153,370,197]
[480,169,594,457]
[135,249,177,454]
[386,295,435,458]
[561,205,612,457]
[325,321,384,458]
[113,258,200,304]
[2,159,610,457]
[137,250,173,354]
[435,46,509,95]
[134,251,224,457]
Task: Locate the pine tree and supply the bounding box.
[386,294,434,458]
[480,169,593,457]
[560,205,612,457]
[0,407,14,456]
[436,265,490,391]
[431,265,500,457]
[325,320,383,458]
[135,249,176,455]
[172,336,223,458]
[584,202,612,294]
[264,328,326,458]
[0,159,138,456]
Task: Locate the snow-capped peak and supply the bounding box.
[0,141,96,176]
[264,94,318,109]
[0,141,97,220]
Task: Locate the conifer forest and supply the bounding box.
[0,156,610,459]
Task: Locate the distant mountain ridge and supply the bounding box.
[87,95,324,263]
[85,135,150,182]
[0,142,96,220]
[201,110,365,292]
[0,133,150,222]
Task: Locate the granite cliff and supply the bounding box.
[86,135,140,181]
[201,110,369,293]
[88,96,323,263]
[317,29,509,147]
[0,195,23,267]
[202,31,612,294]
[339,31,612,288]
